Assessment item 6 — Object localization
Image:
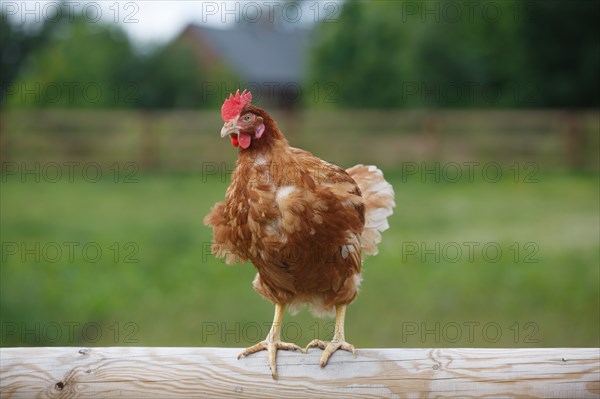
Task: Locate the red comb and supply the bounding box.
[221,89,252,121]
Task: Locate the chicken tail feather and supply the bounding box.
[346,164,395,257]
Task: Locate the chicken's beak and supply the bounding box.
[221,120,239,138]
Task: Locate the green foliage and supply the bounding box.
[309,2,416,107]
[4,1,598,109]
[519,0,600,107]
[6,18,137,108]
[0,9,61,103]
[2,11,225,109]
[309,0,600,108]
[135,41,206,109]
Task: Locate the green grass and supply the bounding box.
[1,170,598,348]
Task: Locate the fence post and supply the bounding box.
[139,111,159,170]
[565,111,584,170]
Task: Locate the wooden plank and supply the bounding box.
[1,347,598,398]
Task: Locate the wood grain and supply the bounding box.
[1,347,598,398]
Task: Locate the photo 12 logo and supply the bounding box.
[399,1,536,24]
[2,162,140,183]
[1,2,140,24]
[201,81,339,106]
[199,1,340,24]
[1,321,140,344]
[2,82,139,106]
[400,81,540,106]
[1,241,140,264]
[400,321,540,344]
[401,162,540,183]
[199,321,336,344]
[401,241,540,264]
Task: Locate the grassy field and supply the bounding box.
[1,169,598,348]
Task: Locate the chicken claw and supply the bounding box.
[238,340,305,378]
[306,338,356,367]
[305,305,356,367]
[237,304,304,379]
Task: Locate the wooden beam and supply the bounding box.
[1,347,598,398]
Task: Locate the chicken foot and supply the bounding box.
[305,304,356,367]
[237,303,304,379]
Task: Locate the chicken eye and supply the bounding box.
[242,114,252,122]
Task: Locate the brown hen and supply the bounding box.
[204,90,395,378]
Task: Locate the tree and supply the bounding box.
[4,15,225,109]
[135,40,214,109]
[0,9,61,104]
[520,0,600,107]
[5,17,138,108]
[308,0,599,108]
[308,2,416,107]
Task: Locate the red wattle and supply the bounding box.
[230,135,239,147]
[238,132,252,149]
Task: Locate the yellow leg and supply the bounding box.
[306,305,357,367]
[237,303,304,379]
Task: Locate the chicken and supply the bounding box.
[204,89,395,378]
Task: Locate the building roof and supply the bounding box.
[184,24,313,85]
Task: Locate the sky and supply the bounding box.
[2,1,341,48]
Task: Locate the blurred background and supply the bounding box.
[1,1,598,348]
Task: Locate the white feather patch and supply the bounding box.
[341,244,356,259]
[276,186,296,205]
[254,155,268,166]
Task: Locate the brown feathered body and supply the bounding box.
[205,106,395,317]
